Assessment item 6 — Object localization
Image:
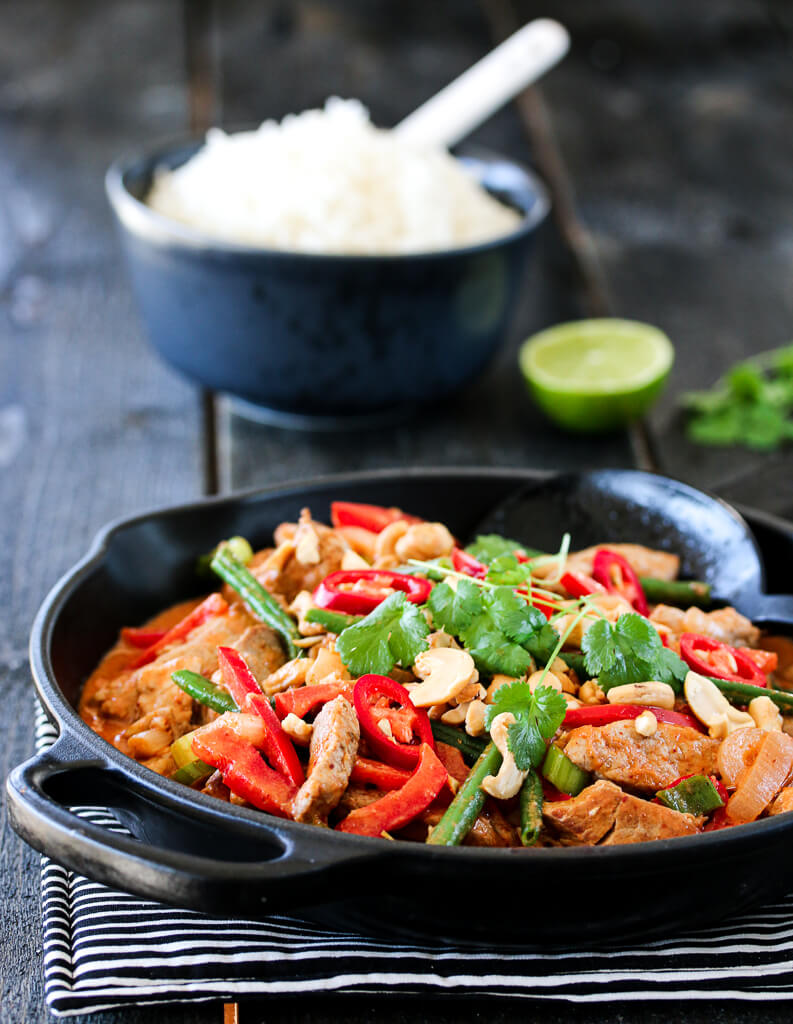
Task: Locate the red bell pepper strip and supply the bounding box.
[680,633,768,687]
[217,646,305,787]
[353,675,435,769]
[191,722,297,817]
[451,547,488,579]
[330,501,421,533]
[563,703,703,732]
[313,569,432,615]
[737,647,778,674]
[245,692,305,787]
[336,744,448,836]
[121,626,168,648]
[274,682,354,721]
[349,757,413,791]
[131,593,228,668]
[592,549,649,616]
[560,571,607,599]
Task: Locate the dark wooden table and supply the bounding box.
[3,1,793,1020]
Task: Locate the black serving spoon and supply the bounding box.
[473,469,793,627]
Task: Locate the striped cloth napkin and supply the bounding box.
[36,707,793,1017]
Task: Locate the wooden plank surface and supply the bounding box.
[0,3,204,1022]
[3,0,793,1022]
[525,0,793,514]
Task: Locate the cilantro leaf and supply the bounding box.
[465,534,535,563]
[582,612,685,694]
[427,579,482,634]
[682,344,793,452]
[427,582,553,677]
[485,680,568,771]
[581,618,617,675]
[336,591,429,676]
[486,554,534,587]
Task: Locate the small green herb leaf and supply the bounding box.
[582,613,685,694]
[336,591,430,676]
[485,680,568,771]
[465,534,536,563]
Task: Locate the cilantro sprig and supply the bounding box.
[682,345,793,451]
[335,591,430,676]
[582,613,688,693]
[465,534,537,563]
[485,681,568,771]
[427,579,559,676]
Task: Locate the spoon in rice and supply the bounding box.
[394,18,569,150]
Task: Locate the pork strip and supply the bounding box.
[292,696,359,825]
[601,791,700,844]
[543,780,623,845]
[563,720,719,792]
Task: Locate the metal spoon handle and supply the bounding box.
[393,19,569,150]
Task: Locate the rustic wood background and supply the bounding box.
[2,0,793,1020]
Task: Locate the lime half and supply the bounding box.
[519,318,674,432]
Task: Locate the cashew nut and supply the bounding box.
[684,670,755,738]
[607,682,675,709]
[749,695,783,733]
[373,521,409,563]
[410,647,478,707]
[394,522,455,562]
[281,713,313,744]
[578,680,606,705]
[485,674,519,704]
[634,710,658,737]
[427,630,460,650]
[481,712,527,800]
[528,670,563,694]
[465,699,488,736]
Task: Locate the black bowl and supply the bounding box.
[10,468,793,945]
[105,140,549,426]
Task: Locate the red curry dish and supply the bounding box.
[79,501,793,846]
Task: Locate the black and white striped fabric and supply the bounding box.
[36,706,793,1017]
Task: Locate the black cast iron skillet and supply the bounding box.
[8,467,793,946]
[474,469,793,626]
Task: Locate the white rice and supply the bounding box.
[146,98,522,255]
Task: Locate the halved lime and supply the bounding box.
[519,318,674,432]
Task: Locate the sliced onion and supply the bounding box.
[726,731,793,824]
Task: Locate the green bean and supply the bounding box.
[427,742,502,846]
[708,677,793,712]
[430,720,488,764]
[305,608,363,633]
[171,670,238,714]
[518,769,544,847]
[639,576,711,607]
[210,547,300,659]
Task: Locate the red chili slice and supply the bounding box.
[563,704,704,732]
[679,633,768,687]
[451,547,488,579]
[336,744,448,836]
[592,549,649,616]
[313,570,432,615]
[330,501,421,533]
[353,675,435,769]
[560,571,607,599]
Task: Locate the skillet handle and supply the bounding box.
[740,593,793,629]
[7,733,381,917]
